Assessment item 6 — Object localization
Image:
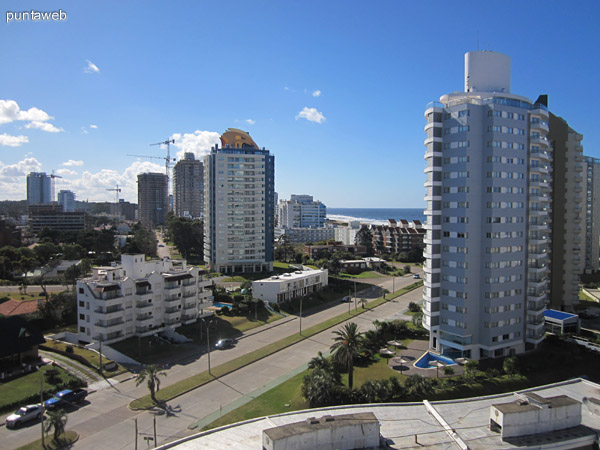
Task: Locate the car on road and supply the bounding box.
[215,338,235,349]
[341,296,351,303]
[44,388,88,410]
[5,404,44,428]
[159,244,165,247]
[413,274,420,279]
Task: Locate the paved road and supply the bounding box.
[1,271,423,449]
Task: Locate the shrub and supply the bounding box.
[65,345,74,354]
[408,302,421,313]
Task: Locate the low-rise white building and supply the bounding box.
[252,268,328,304]
[76,254,213,345]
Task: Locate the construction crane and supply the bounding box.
[50,171,62,203]
[150,138,176,177]
[106,184,121,219]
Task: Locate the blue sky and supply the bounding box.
[1,0,599,208]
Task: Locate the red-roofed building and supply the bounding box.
[0,299,41,317]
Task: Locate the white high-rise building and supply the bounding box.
[583,156,600,273]
[423,51,550,360]
[204,128,275,274]
[278,194,326,229]
[76,254,213,345]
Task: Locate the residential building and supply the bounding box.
[173,152,204,219]
[370,219,426,256]
[548,114,584,310]
[583,156,600,273]
[333,221,361,245]
[76,254,213,345]
[26,172,51,205]
[204,128,275,273]
[138,172,168,228]
[252,268,328,304]
[275,226,335,244]
[57,190,75,212]
[28,204,87,232]
[116,199,138,221]
[423,51,550,360]
[304,242,366,260]
[278,194,326,229]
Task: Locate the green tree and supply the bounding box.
[355,225,374,256]
[464,360,479,381]
[45,409,67,443]
[136,364,167,403]
[34,241,61,266]
[412,310,424,328]
[503,356,519,375]
[62,243,86,260]
[165,215,203,258]
[330,322,364,389]
[308,351,341,384]
[301,367,339,407]
[443,366,455,377]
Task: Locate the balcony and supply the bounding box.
[136,301,153,310]
[527,299,546,312]
[165,318,181,326]
[94,320,124,332]
[165,294,182,303]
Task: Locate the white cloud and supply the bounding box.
[245,119,256,125]
[84,60,100,74]
[0,157,43,198]
[0,133,29,147]
[25,121,63,133]
[89,124,98,129]
[170,130,221,161]
[56,168,77,176]
[62,160,84,167]
[312,90,322,97]
[295,107,326,124]
[0,100,52,125]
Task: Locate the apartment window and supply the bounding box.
[488,125,502,132]
[458,110,469,117]
[458,125,469,132]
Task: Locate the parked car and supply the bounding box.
[44,388,88,410]
[341,296,351,303]
[215,338,235,349]
[5,404,44,428]
[413,274,420,279]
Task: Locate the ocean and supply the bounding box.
[327,207,426,225]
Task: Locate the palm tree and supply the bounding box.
[330,322,364,389]
[136,364,167,403]
[308,351,340,384]
[45,409,67,443]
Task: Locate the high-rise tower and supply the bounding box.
[27,172,52,205]
[423,51,550,360]
[137,172,169,228]
[173,152,204,219]
[204,128,274,273]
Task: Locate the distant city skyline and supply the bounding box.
[2,1,600,207]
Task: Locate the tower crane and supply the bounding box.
[151,138,176,177]
[106,184,121,218]
[50,171,62,203]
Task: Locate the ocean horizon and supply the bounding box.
[327,207,426,225]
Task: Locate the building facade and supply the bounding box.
[57,190,75,212]
[278,194,326,229]
[26,172,52,205]
[173,152,204,219]
[138,172,169,228]
[548,114,584,310]
[275,226,335,244]
[76,254,213,345]
[583,156,600,273]
[370,219,426,256]
[28,205,87,232]
[252,268,328,304]
[423,51,550,360]
[204,128,275,273]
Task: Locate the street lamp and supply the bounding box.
[201,318,215,375]
[299,295,304,336]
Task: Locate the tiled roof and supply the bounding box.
[0,299,40,317]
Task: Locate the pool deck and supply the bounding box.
[386,339,465,378]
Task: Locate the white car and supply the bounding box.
[5,404,44,428]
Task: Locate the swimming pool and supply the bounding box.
[213,302,232,310]
[414,352,456,369]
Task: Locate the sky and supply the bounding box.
[1,1,600,208]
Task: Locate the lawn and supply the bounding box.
[221,276,248,282]
[0,364,81,413]
[202,370,309,430]
[338,271,386,279]
[42,340,103,370]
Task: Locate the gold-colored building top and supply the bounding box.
[220,128,258,149]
